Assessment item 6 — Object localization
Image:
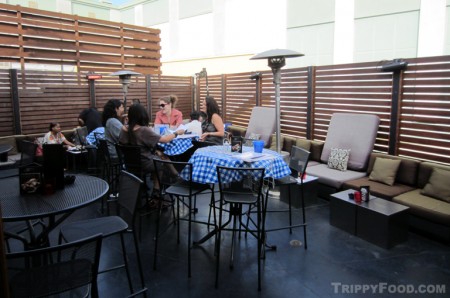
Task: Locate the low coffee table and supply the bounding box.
[330,189,409,249]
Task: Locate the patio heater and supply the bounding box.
[195,68,209,96]
[251,49,304,153]
[110,70,141,113]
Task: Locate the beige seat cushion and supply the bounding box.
[393,189,450,226]
[369,157,401,186]
[306,164,367,189]
[343,177,415,200]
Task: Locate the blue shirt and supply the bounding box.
[86,127,105,145]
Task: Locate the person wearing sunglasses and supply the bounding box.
[154,94,183,128]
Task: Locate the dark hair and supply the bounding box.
[127,103,149,143]
[205,96,220,121]
[159,94,178,108]
[48,122,59,132]
[190,111,200,121]
[102,99,123,126]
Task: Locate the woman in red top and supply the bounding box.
[154,95,183,127]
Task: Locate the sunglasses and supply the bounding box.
[159,103,168,108]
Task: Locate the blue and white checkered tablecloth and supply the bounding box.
[181,145,291,184]
[158,136,197,156]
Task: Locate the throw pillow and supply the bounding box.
[295,138,311,151]
[369,157,401,186]
[269,133,284,151]
[327,148,351,171]
[421,168,450,203]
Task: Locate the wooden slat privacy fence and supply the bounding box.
[0,70,193,135]
[0,3,161,76]
[197,56,450,165]
[1,56,449,165]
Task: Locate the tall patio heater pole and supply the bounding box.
[110,70,141,114]
[251,49,304,153]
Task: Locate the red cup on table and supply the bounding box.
[354,191,362,203]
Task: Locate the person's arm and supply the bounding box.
[110,119,123,143]
[63,138,75,147]
[61,133,75,147]
[159,129,185,143]
[118,126,129,144]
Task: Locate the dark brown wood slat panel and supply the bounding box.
[403,71,450,79]
[398,143,450,158]
[22,26,76,40]
[0,3,161,75]
[0,22,19,34]
[317,87,392,93]
[23,37,77,50]
[315,74,391,82]
[403,86,450,93]
[0,35,19,45]
[314,61,391,150]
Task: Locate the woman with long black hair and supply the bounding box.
[119,103,184,198]
[200,96,224,144]
[102,99,124,159]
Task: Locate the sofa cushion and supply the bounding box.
[282,135,297,154]
[295,138,311,152]
[393,189,450,226]
[320,113,379,171]
[327,148,350,171]
[310,141,324,162]
[421,168,450,203]
[369,157,401,186]
[306,164,367,189]
[270,133,284,151]
[367,153,420,186]
[418,162,450,189]
[343,177,415,200]
[228,126,247,138]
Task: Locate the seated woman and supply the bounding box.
[154,94,183,128]
[102,99,124,160]
[200,96,224,145]
[119,103,184,201]
[43,122,75,148]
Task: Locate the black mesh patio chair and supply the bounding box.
[58,171,147,297]
[215,166,266,291]
[97,139,121,212]
[266,146,310,248]
[153,158,214,277]
[6,234,102,298]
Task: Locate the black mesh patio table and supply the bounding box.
[1,174,108,249]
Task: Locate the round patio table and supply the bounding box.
[0,144,13,162]
[1,174,108,249]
